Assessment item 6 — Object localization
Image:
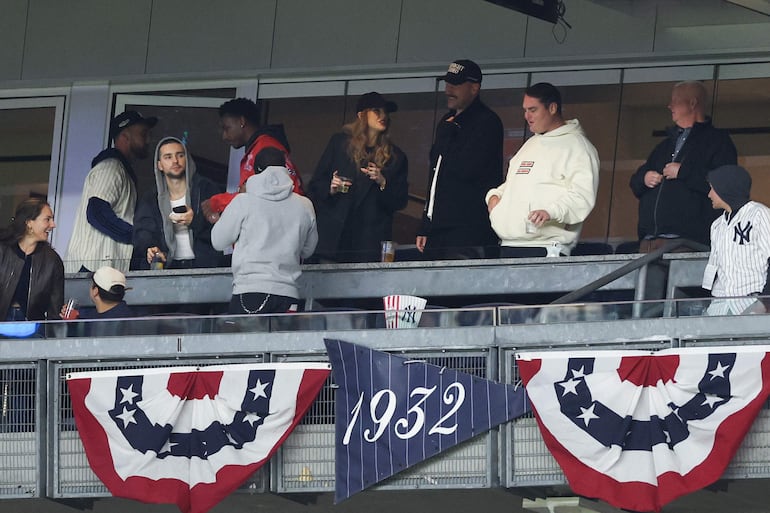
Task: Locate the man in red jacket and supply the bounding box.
[202,98,303,223]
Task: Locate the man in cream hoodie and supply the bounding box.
[486,82,599,257]
[211,147,317,314]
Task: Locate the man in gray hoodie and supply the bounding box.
[133,137,225,269]
[212,147,318,314]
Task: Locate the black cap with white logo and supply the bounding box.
[109,110,158,140]
[443,59,483,85]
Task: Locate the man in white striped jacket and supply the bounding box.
[702,165,770,315]
[65,111,156,273]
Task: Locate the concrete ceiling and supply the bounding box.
[724,0,770,15]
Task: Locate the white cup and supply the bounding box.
[525,204,538,234]
[546,243,562,258]
[63,298,80,320]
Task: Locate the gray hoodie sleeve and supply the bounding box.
[301,205,319,259]
[210,196,243,251]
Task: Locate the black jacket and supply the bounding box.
[307,132,408,262]
[0,241,64,321]
[629,118,737,244]
[419,96,503,241]
[132,173,225,269]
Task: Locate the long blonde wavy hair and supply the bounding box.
[342,109,393,169]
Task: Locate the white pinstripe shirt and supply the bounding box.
[65,158,136,273]
[702,201,770,297]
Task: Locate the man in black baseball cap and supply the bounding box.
[65,110,157,273]
[109,110,158,140]
[417,59,503,260]
[443,59,483,85]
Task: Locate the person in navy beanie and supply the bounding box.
[702,165,770,315]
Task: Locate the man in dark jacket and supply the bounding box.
[133,137,225,269]
[629,81,737,250]
[416,59,504,260]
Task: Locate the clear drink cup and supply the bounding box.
[381,241,395,262]
[63,298,80,320]
[338,176,352,193]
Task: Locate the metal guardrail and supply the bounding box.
[62,256,646,311]
[551,239,709,306]
[4,306,770,504]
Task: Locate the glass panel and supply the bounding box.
[611,79,716,242]
[713,77,770,201]
[0,106,56,224]
[343,91,438,244]
[115,91,234,195]
[262,95,346,189]
[557,84,622,242]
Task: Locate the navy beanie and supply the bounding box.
[708,165,751,212]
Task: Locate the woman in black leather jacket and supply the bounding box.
[0,197,65,322]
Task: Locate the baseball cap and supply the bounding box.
[93,266,131,291]
[109,110,158,140]
[356,92,398,113]
[443,59,483,85]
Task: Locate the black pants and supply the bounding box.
[424,225,499,260]
[228,293,298,315]
[500,246,549,258]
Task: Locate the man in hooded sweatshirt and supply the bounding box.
[133,137,225,269]
[211,147,317,315]
[702,165,770,315]
[486,82,600,257]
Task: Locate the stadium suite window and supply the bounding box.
[558,83,622,241]
[0,106,56,224]
[118,103,231,196]
[610,80,715,242]
[265,92,440,246]
[713,77,770,203]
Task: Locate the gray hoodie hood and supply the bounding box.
[153,137,198,258]
[154,137,197,197]
[245,166,294,201]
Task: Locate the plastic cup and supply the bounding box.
[338,176,352,193]
[525,205,538,234]
[381,241,395,262]
[63,298,80,320]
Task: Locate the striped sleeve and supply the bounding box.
[84,160,128,206]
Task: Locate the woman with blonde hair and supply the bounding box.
[308,92,408,262]
[0,197,64,322]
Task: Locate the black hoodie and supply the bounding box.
[708,164,752,220]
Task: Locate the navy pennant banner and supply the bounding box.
[324,338,530,502]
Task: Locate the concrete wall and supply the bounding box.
[0,0,768,85]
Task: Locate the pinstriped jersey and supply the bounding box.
[65,159,136,273]
[703,201,770,297]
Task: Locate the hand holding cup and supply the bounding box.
[331,171,352,194]
[62,298,80,320]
